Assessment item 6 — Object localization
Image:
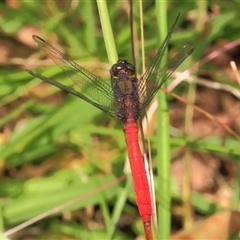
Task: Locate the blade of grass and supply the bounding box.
[0,100,35,128]
[81,2,97,53]
[155,2,171,239]
[0,98,101,163]
[96,0,118,65]
[3,173,118,236]
[107,177,132,240]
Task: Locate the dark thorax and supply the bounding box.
[110,60,140,124]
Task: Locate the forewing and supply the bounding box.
[31,35,116,117]
[138,15,193,109]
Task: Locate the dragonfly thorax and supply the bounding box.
[111,60,140,123]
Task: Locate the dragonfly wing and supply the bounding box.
[27,70,115,116]
[31,35,116,117]
[138,15,193,109]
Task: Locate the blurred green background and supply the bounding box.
[1,1,240,239]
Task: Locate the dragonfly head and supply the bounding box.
[110,60,135,78]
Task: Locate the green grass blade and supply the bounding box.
[96,0,118,64]
[155,2,171,239]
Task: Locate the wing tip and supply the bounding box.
[32,35,45,44]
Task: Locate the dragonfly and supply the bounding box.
[27,16,193,240]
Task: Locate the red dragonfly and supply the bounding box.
[27,17,193,239]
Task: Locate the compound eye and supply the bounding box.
[125,63,135,76]
[110,64,122,76]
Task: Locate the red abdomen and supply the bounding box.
[123,119,152,223]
